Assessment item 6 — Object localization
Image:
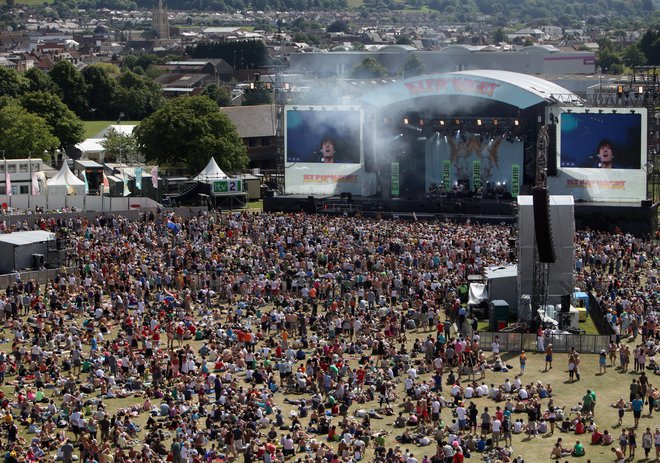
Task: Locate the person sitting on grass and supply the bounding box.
[550,442,571,459]
[601,430,613,445]
[572,440,585,457]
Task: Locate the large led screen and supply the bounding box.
[560,112,642,169]
[286,108,362,164]
[548,108,647,203]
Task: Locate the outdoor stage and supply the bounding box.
[264,194,658,235]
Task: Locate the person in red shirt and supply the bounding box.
[356,368,366,390]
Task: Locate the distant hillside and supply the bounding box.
[132,0,347,11]
[39,0,655,19]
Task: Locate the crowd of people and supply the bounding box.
[0,211,656,463]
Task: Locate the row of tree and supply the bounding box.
[0,61,162,121]
[0,60,251,173]
[43,0,655,22]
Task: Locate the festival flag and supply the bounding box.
[64,176,76,195]
[122,169,130,196]
[31,172,39,196]
[134,167,143,191]
[102,173,110,188]
[151,166,158,188]
[5,170,11,196]
[81,170,89,194]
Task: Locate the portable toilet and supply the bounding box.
[489,299,510,331]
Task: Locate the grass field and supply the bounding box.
[0,305,654,463]
[247,199,264,210]
[16,0,53,5]
[83,120,141,139]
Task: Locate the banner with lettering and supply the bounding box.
[391,161,400,197]
[472,160,481,191]
[442,160,451,189]
[284,164,366,195]
[511,164,520,198]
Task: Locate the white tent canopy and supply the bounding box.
[194,157,228,182]
[47,162,86,195]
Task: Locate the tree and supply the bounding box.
[493,28,506,43]
[622,45,647,68]
[202,84,232,107]
[114,71,162,120]
[81,65,118,120]
[100,128,139,163]
[19,92,84,149]
[639,28,660,65]
[186,40,269,70]
[597,48,623,74]
[396,35,413,45]
[49,60,88,116]
[0,66,29,97]
[351,57,387,78]
[134,96,248,174]
[401,54,425,78]
[327,19,350,33]
[24,68,56,93]
[242,85,273,106]
[0,103,59,158]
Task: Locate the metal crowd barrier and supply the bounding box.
[478,331,611,354]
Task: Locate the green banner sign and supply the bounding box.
[442,160,451,189]
[391,162,400,197]
[511,164,520,198]
[213,179,242,194]
[472,160,481,191]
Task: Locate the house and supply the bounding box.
[220,105,277,170]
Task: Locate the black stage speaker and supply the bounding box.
[547,125,558,176]
[303,196,316,213]
[532,186,556,263]
[560,294,571,313]
[642,199,652,207]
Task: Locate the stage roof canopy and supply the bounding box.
[359,70,581,109]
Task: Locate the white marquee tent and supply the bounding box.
[47,162,86,195]
[193,157,228,182]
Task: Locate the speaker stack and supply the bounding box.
[532,186,556,263]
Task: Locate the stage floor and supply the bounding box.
[264,195,658,235]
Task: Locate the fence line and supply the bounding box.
[0,266,79,288]
[478,331,612,354]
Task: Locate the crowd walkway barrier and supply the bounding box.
[478,331,611,354]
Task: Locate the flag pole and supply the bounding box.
[4,151,9,209]
[28,152,31,211]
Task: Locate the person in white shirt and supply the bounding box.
[404,377,414,396]
[465,385,474,398]
[492,418,502,446]
[477,383,489,397]
[513,419,524,434]
[513,376,522,390]
[502,379,512,393]
[518,388,529,400]
[456,404,467,429]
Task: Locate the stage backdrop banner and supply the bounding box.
[549,107,647,202]
[425,135,523,193]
